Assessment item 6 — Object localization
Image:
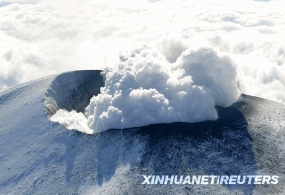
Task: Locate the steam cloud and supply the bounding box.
[49,110,93,134]
[51,46,240,133]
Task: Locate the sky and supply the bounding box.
[1,0,285,103]
[1,0,285,133]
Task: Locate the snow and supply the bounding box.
[0,70,146,194]
[1,70,285,194]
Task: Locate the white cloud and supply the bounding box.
[1,0,285,128]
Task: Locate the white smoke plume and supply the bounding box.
[51,45,240,133]
[50,110,93,134]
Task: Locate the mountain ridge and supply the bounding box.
[0,70,284,194]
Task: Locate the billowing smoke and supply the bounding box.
[49,110,93,134]
[51,46,240,134]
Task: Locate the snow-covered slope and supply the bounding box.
[0,70,105,194]
[0,70,285,194]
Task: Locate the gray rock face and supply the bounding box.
[0,70,284,195]
[45,70,104,117]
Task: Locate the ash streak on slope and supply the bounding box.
[51,46,240,133]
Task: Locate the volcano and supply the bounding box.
[0,70,284,194]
